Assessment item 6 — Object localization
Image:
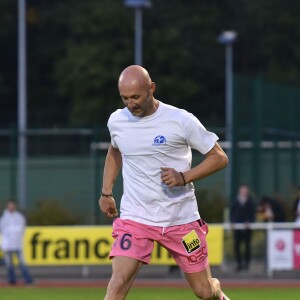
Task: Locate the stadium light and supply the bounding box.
[18,0,27,209]
[124,0,152,66]
[218,30,237,203]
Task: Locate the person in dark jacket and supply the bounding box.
[230,184,255,271]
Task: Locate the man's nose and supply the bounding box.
[127,99,136,109]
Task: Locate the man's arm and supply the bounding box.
[161,142,228,187]
[184,142,228,183]
[98,144,122,218]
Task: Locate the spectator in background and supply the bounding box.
[230,184,255,272]
[256,196,286,223]
[0,200,33,285]
[293,187,300,223]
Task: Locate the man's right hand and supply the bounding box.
[99,196,118,218]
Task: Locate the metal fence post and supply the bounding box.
[231,74,238,206]
[252,74,263,197]
[93,126,101,224]
[9,125,17,198]
[290,89,298,187]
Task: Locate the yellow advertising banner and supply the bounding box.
[24,226,113,265]
[14,225,223,266]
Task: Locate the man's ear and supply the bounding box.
[150,82,156,94]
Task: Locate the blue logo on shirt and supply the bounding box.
[153,135,166,146]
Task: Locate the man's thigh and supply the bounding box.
[110,218,155,264]
[111,256,143,279]
[3,251,13,265]
[160,220,209,273]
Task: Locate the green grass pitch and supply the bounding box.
[1,287,300,300]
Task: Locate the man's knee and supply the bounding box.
[193,278,221,300]
[4,253,12,266]
[108,273,128,290]
[106,271,134,296]
[193,286,213,299]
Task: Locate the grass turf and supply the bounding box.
[1,287,300,300]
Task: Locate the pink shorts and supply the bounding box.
[110,218,209,273]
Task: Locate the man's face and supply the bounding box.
[119,86,152,118]
[239,186,249,198]
[7,201,16,212]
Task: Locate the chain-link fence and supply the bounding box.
[0,75,299,224]
[231,74,300,206]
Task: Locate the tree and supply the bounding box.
[1,0,300,129]
[0,0,17,128]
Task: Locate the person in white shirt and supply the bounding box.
[99,65,229,300]
[0,200,33,285]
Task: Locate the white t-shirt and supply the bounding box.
[0,210,26,251]
[108,101,219,226]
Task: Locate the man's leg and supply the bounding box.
[184,265,228,300]
[233,230,242,270]
[159,220,229,299]
[16,250,33,284]
[4,251,17,284]
[244,229,252,269]
[104,256,143,300]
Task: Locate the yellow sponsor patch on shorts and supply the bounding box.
[182,229,201,253]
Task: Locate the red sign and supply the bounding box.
[293,230,300,269]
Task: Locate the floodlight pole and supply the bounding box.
[134,7,143,65]
[18,0,27,209]
[124,0,151,66]
[218,31,237,204]
[225,42,233,172]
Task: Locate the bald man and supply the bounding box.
[99,65,230,300]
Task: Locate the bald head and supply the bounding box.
[118,65,152,91]
[118,65,157,117]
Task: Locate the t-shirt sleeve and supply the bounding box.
[110,133,118,149]
[107,114,118,149]
[182,112,219,154]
